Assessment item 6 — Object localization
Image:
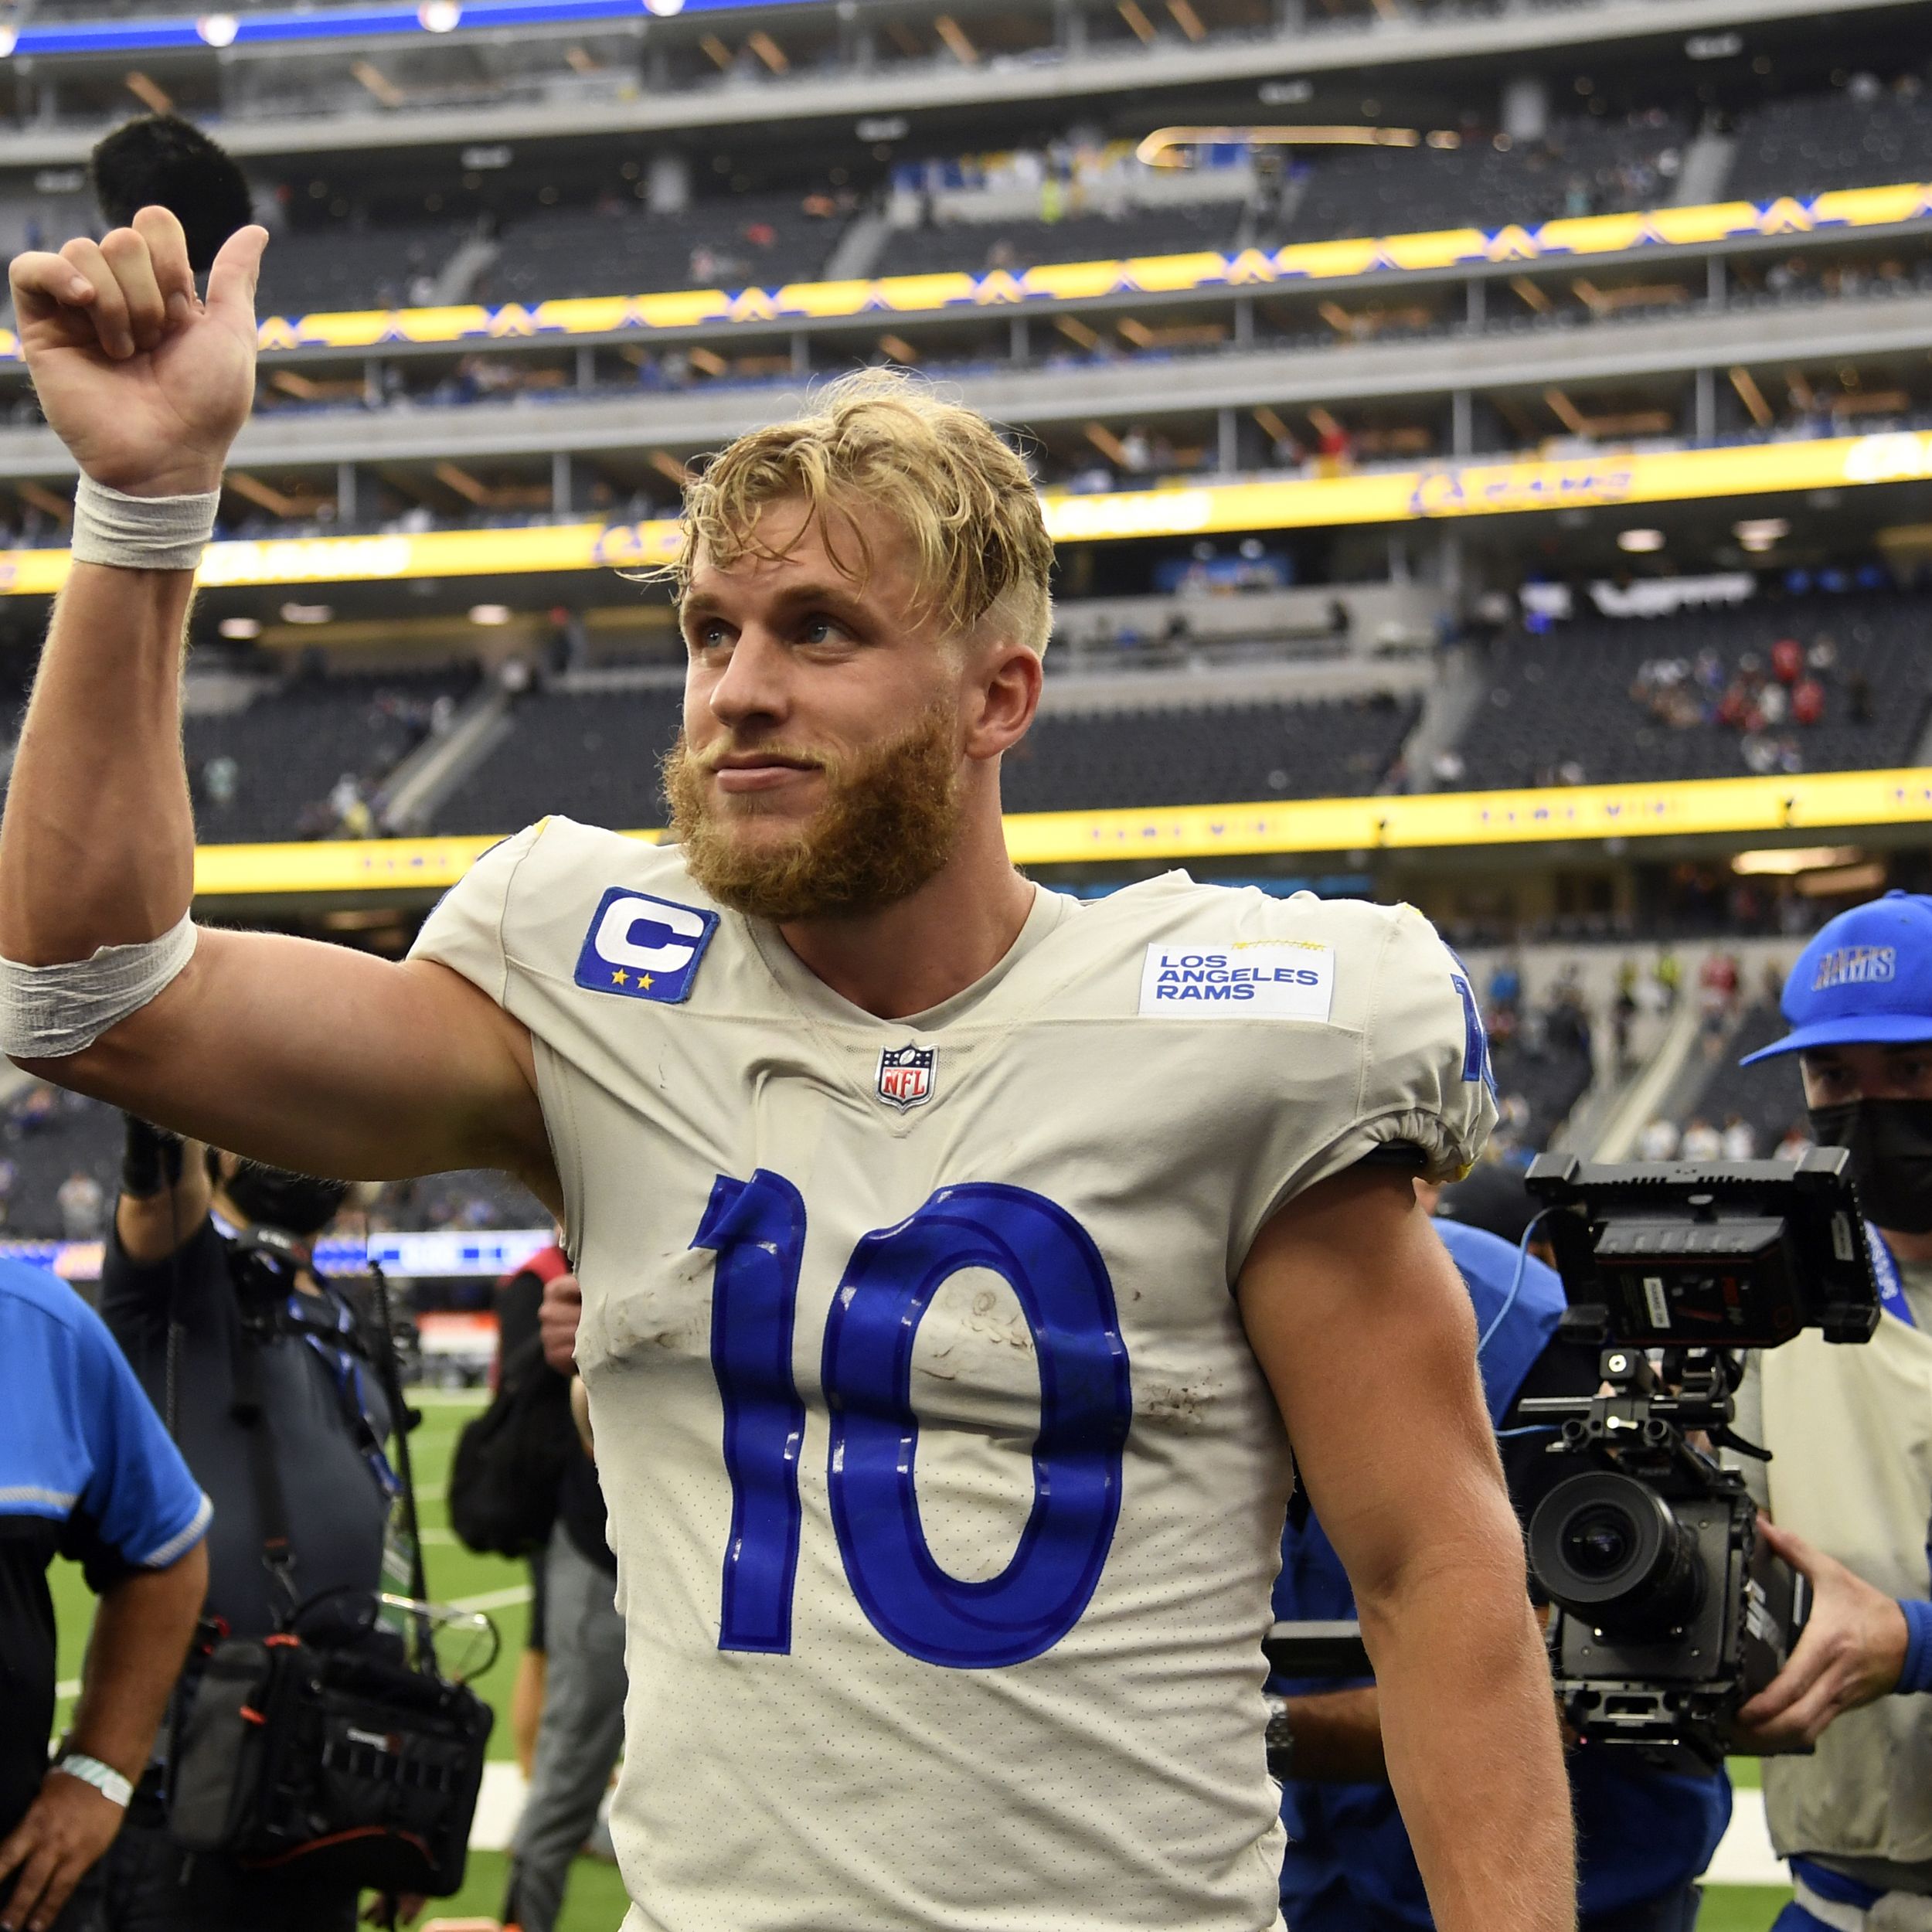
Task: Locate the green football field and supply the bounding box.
[46,1388,1793,1932]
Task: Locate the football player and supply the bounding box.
[1,209,1572,1932]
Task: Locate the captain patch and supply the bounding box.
[574,887,719,1005]
[1138,940,1334,1019]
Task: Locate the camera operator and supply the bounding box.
[90,1117,393,1932]
[1270,1163,1731,1932]
[1723,893,1932,1930]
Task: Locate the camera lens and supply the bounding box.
[1529,1472,1706,1641]
[1560,1504,1637,1580]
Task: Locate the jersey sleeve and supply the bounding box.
[407,822,549,1005]
[69,1299,210,1570]
[1234,903,1497,1261]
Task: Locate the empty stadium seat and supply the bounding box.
[183,666,478,844]
[429,684,1419,835]
[1444,594,1932,791]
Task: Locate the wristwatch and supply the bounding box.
[54,1753,132,1808]
[1263,1694,1298,1781]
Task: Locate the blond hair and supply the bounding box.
[659,369,1055,655]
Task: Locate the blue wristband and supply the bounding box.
[1896,1599,1932,1696]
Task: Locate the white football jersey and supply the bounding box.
[411,819,1494,1932]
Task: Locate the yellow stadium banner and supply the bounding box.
[189,766,1932,896]
[12,428,1932,597]
[0,180,1921,362]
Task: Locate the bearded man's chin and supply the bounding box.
[662,708,964,923]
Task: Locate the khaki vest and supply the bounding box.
[1759,1311,1932,1865]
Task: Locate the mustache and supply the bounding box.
[682,740,833,776]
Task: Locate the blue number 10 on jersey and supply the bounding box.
[692,1173,1134,1670]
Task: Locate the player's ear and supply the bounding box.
[963,635,1041,763]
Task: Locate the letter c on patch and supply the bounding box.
[597,895,707,972]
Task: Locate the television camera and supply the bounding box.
[1516,1148,1879,1769]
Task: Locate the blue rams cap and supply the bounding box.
[1740,890,1932,1065]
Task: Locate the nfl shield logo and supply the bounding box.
[876,1044,937,1112]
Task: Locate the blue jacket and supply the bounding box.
[1270,1218,1732,1928]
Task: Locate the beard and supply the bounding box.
[662,702,964,922]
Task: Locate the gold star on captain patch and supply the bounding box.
[611,968,629,986]
[639,973,655,992]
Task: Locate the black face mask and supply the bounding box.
[223,1161,351,1238]
[1806,1097,1932,1235]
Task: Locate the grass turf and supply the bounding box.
[47,1387,1791,1931]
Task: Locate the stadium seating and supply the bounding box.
[0,1087,124,1240]
[184,665,478,844]
[1727,80,1932,203]
[1679,1001,1809,1157]
[256,220,471,318]
[1275,111,1689,244]
[873,204,1241,279]
[1446,594,1932,792]
[999,694,1419,813]
[432,684,683,835]
[429,683,1419,833]
[1488,1024,1595,1155]
[481,195,852,305]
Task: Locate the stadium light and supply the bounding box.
[468,603,512,624]
[1731,845,1862,876]
[280,600,333,623]
[1134,125,1459,168]
[217,616,263,640]
[1733,517,1790,552]
[1616,528,1665,553]
[196,12,239,44]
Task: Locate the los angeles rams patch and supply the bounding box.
[1138,939,1334,1019]
[574,887,719,1005]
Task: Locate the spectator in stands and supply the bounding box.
[55,1168,104,1241]
[0,1256,209,1932]
[1679,1115,1723,1162]
[1697,952,1740,1056]
[1656,948,1682,1012]
[1774,1120,1813,1162]
[1637,1117,1681,1162]
[1270,1165,1730,1932]
[1721,1112,1758,1161]
[1724,892,1932,1928]
[94,1123,388,1932]
[502,1260,624,1932]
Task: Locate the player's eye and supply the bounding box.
[689,620,731,652]
[800,614,845,646]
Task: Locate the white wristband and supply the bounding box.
[70,473,219,573]
[55,1753,132,1808]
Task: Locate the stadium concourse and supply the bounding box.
[8,0,1932,1929]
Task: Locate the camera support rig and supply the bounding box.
[1509,1152,1879,1767]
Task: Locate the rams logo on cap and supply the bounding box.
[1812,944,1896,992]
[574,887,719,1005]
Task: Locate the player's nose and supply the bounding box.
[705,624,792,730]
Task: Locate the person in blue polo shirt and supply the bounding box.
[0,1256,209,1932]
[1270,1162,1732,1932]
[1722,891,1932,1929]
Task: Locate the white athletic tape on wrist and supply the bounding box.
[0,913,196,1058]
[56,1753,133,1809]
[70,474,219,573]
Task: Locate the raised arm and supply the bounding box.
[1239,1164,1575,1932]
[0,209,553,1198]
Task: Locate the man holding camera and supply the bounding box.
[1728,890,1932,1930]
[1270,1164,1731,1932]
[90,1119,392,1932]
